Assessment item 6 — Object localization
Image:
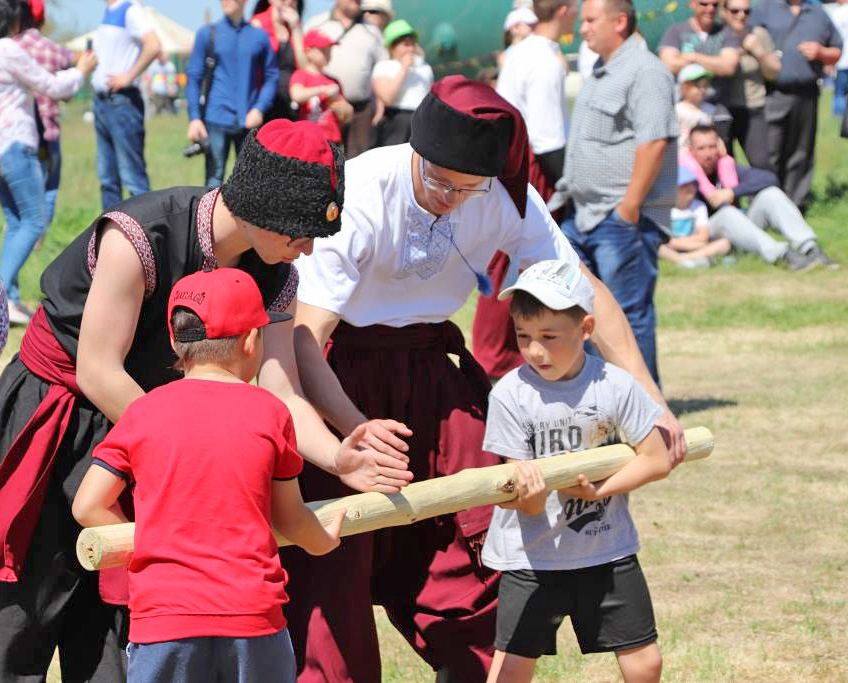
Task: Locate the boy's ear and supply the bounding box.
[243,328,260,357]
[582,314,595,340]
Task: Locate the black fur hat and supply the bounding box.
[221,120,345,239]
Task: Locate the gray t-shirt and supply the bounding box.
[481,356,662,571]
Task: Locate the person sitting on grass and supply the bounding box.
[683,123,838,271]
[72,267,346,683]
[660,165,731,268]
[289,29,353,144]
[482,259,672,683]
[675,64,737,186]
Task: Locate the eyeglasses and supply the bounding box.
[420,158,493,199]
[726,7,751,14]
[697,1,720,7]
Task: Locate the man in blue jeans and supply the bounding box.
[92,0,161,210]
[186,0,279,188]
[550,0,677,384]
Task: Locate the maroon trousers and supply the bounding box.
[281,321,500,682]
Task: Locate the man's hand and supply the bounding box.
[707,187,735,209]
[616,202,640,225]
[106,71,134,91]
[798,41,822,62]
[656,409,686,467]
[335,420,415,494]
[245,108,264,130]
[187,119,208,142]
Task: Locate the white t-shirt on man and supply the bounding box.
[92,0,154,93]
[296,144,579,327]
[496,34,567,155]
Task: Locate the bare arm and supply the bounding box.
[746,29,781,80]
[580,263,686,466]
[72,466,129,527]
[271,479,344,555]
[558,427,671,499]
[289,82,336,104]
[259,298,413,492]
[689,47,741,77]
[658,46,740,77]
[76,224,146,424]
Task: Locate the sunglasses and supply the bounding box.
[697,1,720,7]
[726,7,751,14]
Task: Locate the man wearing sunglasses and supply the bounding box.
[659,0,742,83]
[284,76,686,683]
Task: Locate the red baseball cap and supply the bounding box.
[304,29,335,50]
[167,268,292,342]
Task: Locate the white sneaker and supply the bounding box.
[7,300,33,325]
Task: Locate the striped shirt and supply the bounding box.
[559,35,678,233]
[14,28,72,141]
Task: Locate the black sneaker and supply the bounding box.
[782,248,819,272]
[805,244,840,269]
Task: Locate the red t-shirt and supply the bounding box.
[93,379,303,644]
[290,68,344,142]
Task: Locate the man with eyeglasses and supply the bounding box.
[285,76,686,683]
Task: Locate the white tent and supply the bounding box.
[66,6,195,56]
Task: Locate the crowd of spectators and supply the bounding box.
[0,0,843,355]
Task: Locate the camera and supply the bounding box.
[183,139,210,158]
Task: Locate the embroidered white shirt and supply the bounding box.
[0,38,81,157]
[297,144,579,327]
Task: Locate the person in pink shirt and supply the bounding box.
[0,0,95,325]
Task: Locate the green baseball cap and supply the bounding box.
[383,19,417,48]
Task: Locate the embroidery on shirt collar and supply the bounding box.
[397,204,455,281]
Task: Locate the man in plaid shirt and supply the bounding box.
[15,0,72,241]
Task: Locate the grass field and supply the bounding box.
[4,97,846,682]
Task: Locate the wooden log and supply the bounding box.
[77,426,713,571]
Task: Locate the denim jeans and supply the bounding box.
[561,210,663,384]
[834,69,848,117]
[93,88,150,210]
[41,138,61,232]
[0,142,45,303]
[126,629,296,683]
[204,122,248,188]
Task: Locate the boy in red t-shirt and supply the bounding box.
[72,268,346,683]
[289,29,353,142]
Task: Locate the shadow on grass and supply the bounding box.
[668,397,737,416]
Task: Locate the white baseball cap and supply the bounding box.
[498,260,594,314]
[503,7,538,31]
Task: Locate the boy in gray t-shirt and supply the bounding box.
[483,260,671,683]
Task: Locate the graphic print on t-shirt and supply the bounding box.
[523,403,618,537]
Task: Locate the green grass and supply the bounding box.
[15,93,848,683]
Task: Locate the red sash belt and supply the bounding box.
[0,307,81,582]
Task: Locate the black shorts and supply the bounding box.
[495,555,657,658]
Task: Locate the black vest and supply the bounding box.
[40,187,293,392]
